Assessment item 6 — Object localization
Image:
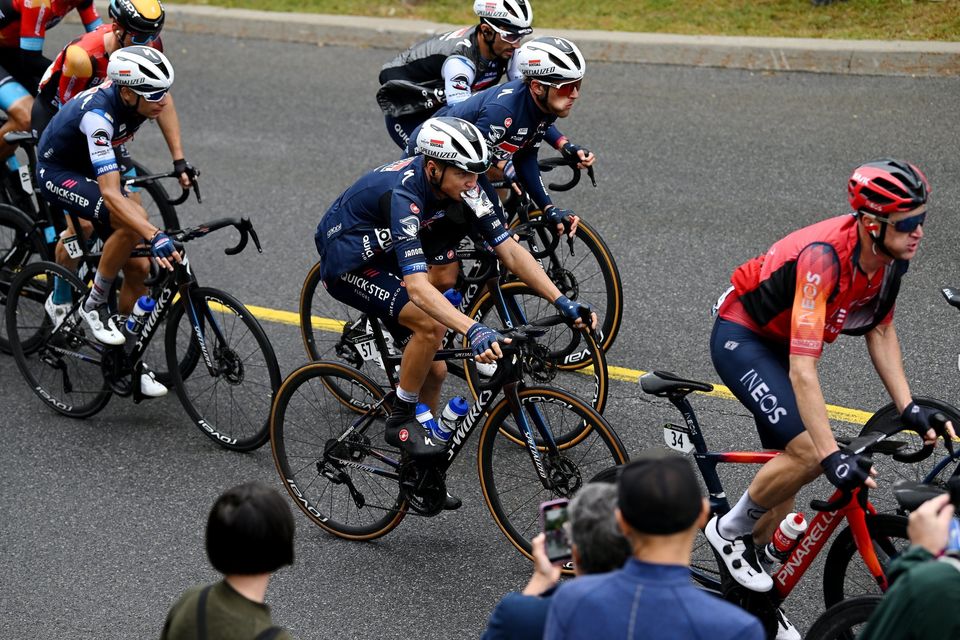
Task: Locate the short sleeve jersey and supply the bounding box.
[315,155,510,282]
[0,0,102,52]
[37,80,147,175]
[718,214,904,358]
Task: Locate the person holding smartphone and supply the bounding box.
[543,450,764,640]
[481,483,629,640]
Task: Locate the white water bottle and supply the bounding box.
[765,512,808,563]
[437,396,470,440]
[125,295,156,335]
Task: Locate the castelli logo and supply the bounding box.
[399,429,409,442]
[504,117,513,128]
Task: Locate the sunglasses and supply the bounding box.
[487,24,524,44]
[538,79,582,97]
[137,88,168,102]
[129,32,158,45]
[867,211,926,233]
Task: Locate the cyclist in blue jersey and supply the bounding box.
[315,116,596,466]
[408,36,594,291]
[36,46,187,396]
[376,0,533,149]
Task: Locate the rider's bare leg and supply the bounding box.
[397,301,447,412]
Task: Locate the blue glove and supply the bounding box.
[502,159,517,184]
[554,294,592,324]
[820,450,872,492]
[900,401,939,433]
[545,205,575,226]
[150,231,175,259]
[560,142,589,165]
[466,322,503,357]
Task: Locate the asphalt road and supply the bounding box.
[2,30,959,639]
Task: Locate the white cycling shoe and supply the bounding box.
[776,608,800,640]
[78,301,125,345]
[704,515,773,592]
[139,365,168,398]
[45,293,72,331]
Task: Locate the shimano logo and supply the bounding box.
[46,181,89,207]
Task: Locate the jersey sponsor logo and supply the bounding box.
[488,125,506,142]
[46,180,90,208]
[410,203,420,214]
[496,141,520,154]
[496,87,515,98]
[738,369,788,424]
[398,215,419,240]
[379,158,415,173]
[796,271,821,328]
[517,128,528,135]
[451,75,469,91]
[340,273,391,301]
[404,247,423,258]
[447,249,455,259]
[375,228,393,249]
[361,234,376,261]
[92,129,110,147]
[504,117,513,128]
[326,222,342,238]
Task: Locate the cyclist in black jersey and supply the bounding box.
[376,0,533,150]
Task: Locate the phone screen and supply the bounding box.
[542,501,572,564]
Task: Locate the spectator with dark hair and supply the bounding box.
[544,450,764,640]
[482,482,630,640]
[160,482,296,640]
[859,493,960,640]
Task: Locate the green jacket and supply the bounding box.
[859,546,960,640]
[160,580,293,640]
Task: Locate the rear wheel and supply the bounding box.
[6,261,112,418]
[0,203,48,353]
[270,361,407,539]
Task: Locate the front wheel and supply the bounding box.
[165,286,281,452]
[805,595,882,640]
[0,203,49,353]
[822,513,909,608]
[477,386,629,560]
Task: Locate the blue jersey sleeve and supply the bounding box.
[78,110,118,176]
[391,188,428,276]
[473,176,511,247]
[513,146,552,211]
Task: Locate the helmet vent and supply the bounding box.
[862,187,894,207]
[872,177,908,200]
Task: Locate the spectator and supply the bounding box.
[160,482,295,640]
[482,482,630,640]
[860,493,960,640]
[544,450,764,640]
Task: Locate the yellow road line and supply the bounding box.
[246,304,874,425]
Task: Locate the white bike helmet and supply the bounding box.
[107,45,174,96]
[415,117,491,174]
[474,0,533,37]
[516,36,585,85]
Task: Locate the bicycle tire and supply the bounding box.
[462,281,609,418]
[129,160,180,231]
[510,214,623,354]
[0,203,49,353]
[805,595,881,640]
[299,260,395,397]
[858,397,960,513]
[0,165,39,220]
[477,386,629,559]
[822,513,909,608]
[6,261,113,418]
[165,286,281,452]
[270,361,408,539]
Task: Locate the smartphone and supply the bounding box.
[540,498,572,565]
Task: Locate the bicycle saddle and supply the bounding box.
[639,370,713,397]
[2,130,37,146]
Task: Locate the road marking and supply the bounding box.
[245,303,875,425]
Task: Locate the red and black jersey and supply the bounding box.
[0,0,101,52]
[718,214,906,357]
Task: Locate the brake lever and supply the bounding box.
[248,224,263,254]
[192,178,203,204]
[932,412,955,458]
[586,164,596,188]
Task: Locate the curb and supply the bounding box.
[116,3,960,77]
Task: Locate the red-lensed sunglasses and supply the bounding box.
[537,79,582,97]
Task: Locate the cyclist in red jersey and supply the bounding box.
[0,0,102,163]
[703,159,955,639]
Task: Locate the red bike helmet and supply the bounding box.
[847,158,929,216]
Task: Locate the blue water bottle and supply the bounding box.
[415,403,443,442]
[443,288,463,310]
[125,295,156,334]
[436,396,470,441]
[948,518,960,553]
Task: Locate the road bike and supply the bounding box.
[270,320,628,559]
[633,371,953,637]
[5,216,281,452]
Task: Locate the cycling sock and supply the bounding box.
[52,276,72,305]
[84,272,114,311]
[396,387,419,404]
[718,492,768,539]
[5,155,19,171]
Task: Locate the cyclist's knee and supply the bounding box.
[123,256,151,281]
[109,226,142,249]
[783,434,821,480]
[428,263,458,292]
[427,360,447,384]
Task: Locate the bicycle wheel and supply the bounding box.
[165,286,281,452]
[270,361,407,539]
[463,281,608,417]
[129,160,180,231]
[858,397,960,513]
[299,260,394,393]
[805,595,881,640]
[6,261,112,418]
[0,203,48,353]
[822,513,909,607]
[511,214,623,354]
[478,386,629,559]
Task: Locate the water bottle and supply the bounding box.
[436,396,470,441]
[415,403,444,442]
[947,518,960,553]
[765,512,808,563]
[443,288,463,310]
[125,295,156,335]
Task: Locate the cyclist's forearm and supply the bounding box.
[788,354,837,459]
[865,323,912,413]
[99,176,156,240]
[156,95,185,160]
[496,240,562,302]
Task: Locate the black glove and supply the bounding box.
[821,450,872,492]
[559,142,589,166]
[173,158,198,183]
[900,401,939,433]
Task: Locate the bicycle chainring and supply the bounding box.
[398,463,446,516]
[546,455,583,498]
